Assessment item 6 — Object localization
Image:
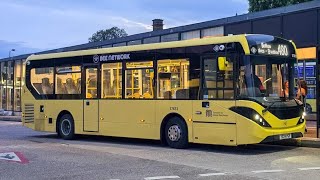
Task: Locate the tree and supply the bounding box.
[88,27,128,43]
[249,0,313,12]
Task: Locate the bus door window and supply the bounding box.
[203,58,217,99]
[101,63,122,99]
[203,56,234,99]
[125,61,154,99]
[85,68,98,99]
[157,59,190,99]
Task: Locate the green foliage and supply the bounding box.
[88,27,128,43]
[249,0,313,12]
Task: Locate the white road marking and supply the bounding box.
[198,172,227,177]
[144,176,180,180]
[298,167,320,171]
[252,170,284,173]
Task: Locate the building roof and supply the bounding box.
[1,0,320,62]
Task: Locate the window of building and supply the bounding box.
[127,40,142,46]
[7,61,14,111]
[143,36,160,44]
[101,45,112,48]
[21,60,26,88]
[0,62,7,109]
[55,66,81,95]
[14,60,22,111]
[113,42,127,47]
[181,30,200,40]
[101,62,122,99]
[157,59,190,99]
[31,67,54,95]
[125,61,154,99]
[201,27,224,38]
[161,33,179,42]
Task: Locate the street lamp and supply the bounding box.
[8,49,15,59]
[7,49,15,116]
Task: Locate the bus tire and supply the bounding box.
[58,114,75,140]
[165,117,188,149]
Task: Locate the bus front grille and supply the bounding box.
[24,104,34,123]
[268,106,303,120]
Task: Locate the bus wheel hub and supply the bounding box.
[168,125,181,142]
[61,119,71,135]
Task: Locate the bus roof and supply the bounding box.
[27,34,255,61]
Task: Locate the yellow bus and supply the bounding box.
[22,34,306,148]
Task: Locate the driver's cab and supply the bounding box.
[238,55,293,100]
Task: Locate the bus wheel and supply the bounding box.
[58,114,75,140]
[165,117,188,149]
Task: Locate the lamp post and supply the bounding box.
[8,49,15,60]
[7,49,15,116]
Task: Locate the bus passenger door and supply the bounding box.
[192,55,236,145]
[83,66,99,132]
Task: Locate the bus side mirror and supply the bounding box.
[218,57,227,71]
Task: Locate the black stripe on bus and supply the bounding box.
[193,121,236,125]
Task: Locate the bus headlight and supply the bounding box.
[252,113,271,128]
[297,112,306,125]
[229,107,271,128]
[302,112,306,119]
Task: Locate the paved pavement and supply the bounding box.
[1,121,320,180]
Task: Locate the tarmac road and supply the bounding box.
[1,121,320,180]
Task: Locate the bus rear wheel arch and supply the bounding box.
[56,112,75,140]
[162,115,188,149]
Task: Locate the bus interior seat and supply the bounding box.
[65,78,77,94]
[56,78,67,94]
[133,92,141,99]
[164,91,172,99]
[76,78,81,93]
[142,91,152,99]
[176,89,189,99]
[189,87,199,99]
[41,78,53,94]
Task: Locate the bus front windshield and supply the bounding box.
[238,56,295,103]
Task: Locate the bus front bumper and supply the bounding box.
[260,132,303,143]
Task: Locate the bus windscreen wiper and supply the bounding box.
[262,100,282,114]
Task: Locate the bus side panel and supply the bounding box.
[26,100,83,134]
[22,86,36,130]
[193,123,237,145]
[99,100,157,139]
[192,100,237,145]
[155,100,193,142]
[46,100,83,134]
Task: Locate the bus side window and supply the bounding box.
[157,59,190,99]
[31,67,54,95]
[101,63,122,99]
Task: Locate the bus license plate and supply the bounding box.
[279,134,292,140]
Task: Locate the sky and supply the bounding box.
[0,0,249,58]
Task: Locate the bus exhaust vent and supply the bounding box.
[24,104,34,123]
